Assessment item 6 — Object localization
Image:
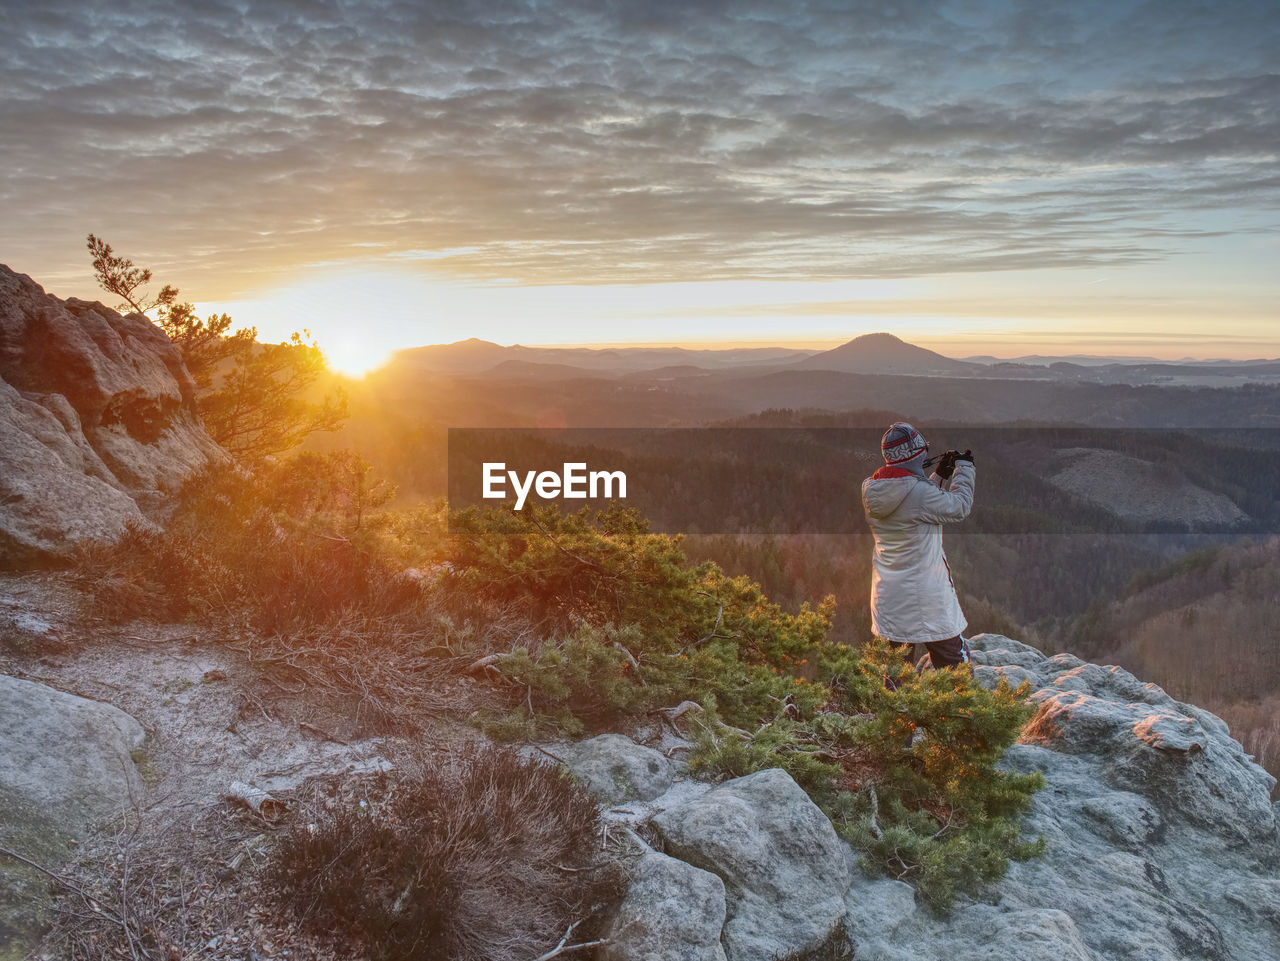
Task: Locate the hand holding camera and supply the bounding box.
[930,448,974,479]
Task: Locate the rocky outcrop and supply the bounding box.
[596,634,1280,961]
[854,634,1280,961]
[975,635,1276,845]
[0,265,223,565]
[0,674,146,959]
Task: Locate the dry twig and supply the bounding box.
[867,786,884,840]
[531,919,612,961]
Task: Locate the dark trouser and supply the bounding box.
[890,635,968,670]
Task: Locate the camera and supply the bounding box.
[923,448,973,479]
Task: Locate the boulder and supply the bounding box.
[1023,664,1276,843]
[0,265,223,564]
[0,674,146,959]
[602,849,728,961]
[652,768,849,961]
[601,636,1280,960]
[560,734,675,805]
[841,876,917,959]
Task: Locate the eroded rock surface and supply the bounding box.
[0,265,223,564]
[596,635,1280,961]
[872,633,1280,961]
[602,849,728,961]
[653,767,851,961]
[560,733,676,805]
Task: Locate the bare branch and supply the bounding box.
[0,846,126,925]
[532,919,612,961]
[867,786,884,840]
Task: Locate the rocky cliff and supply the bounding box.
[0,265,224,564]
[565,634,1280,961]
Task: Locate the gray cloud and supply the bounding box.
[0,0,1277,293]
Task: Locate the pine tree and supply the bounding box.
[87,235,346,458]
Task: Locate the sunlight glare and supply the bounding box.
[197,269,467,378]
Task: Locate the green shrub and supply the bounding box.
[689,639,1044,913]
[266,747,623,961]
[688,714,841,802]
[451,506,833,731]
[447,505,832,657]
[827,639,1044,911]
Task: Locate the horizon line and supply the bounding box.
[395,335,1280,364]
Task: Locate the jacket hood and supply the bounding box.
[862,466,919,518]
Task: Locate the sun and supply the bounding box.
[197,268,459,379]
[318,329,399,379]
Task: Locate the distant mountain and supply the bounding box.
[964,352,1280,368]
[479,359,607,381]
[378,336,1280,388]
[390,338,513,373]
[963,352,1166,366]
[793,333,980,376]
[390,340,816,375]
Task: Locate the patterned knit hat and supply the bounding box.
[881,422,928,465]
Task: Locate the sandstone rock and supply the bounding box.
[973,663,1040,690]
[560,733,675,805]
[1078,791,1165,848]
[600,638,1280,961]
[1024,664,1276,844]
[0,674,146,834]
[602,849,728,961]
[969,633,1052,691]
[0,674,146,959]
[830,640,1280,961]
[0,266,224,564]
[841,876,917,959]
[653,768,849,961]
[0,379,147,559]
[1224,878,1280,930]
[967,632,1049,668]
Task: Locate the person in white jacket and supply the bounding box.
[861,422,975,670]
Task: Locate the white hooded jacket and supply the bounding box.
[860,460,975,643]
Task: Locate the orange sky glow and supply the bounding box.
[2,2,1276,377]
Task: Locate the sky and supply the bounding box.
[1,0,1277,374]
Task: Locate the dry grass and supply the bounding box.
[37,746,627,961]
[231,618,482,736]
[266,747,626,961]
[38,794,348,961]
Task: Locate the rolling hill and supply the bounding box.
[793,332,981,375]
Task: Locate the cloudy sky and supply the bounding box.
[2,0,1277,372]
